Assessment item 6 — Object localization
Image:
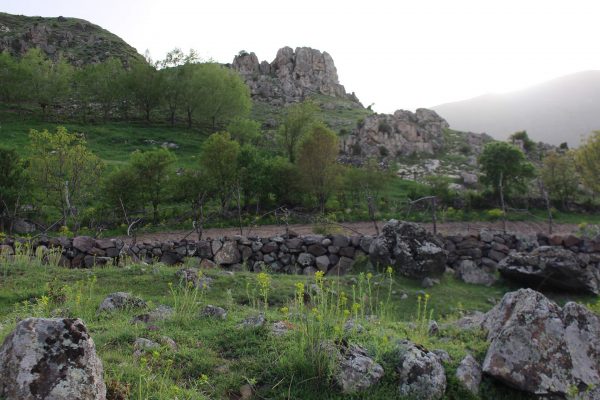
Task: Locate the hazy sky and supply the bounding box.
[3,0,600,113]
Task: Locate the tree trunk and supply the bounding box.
[152,201,158,225]
[187,108,193,129]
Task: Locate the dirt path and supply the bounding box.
[123,220,579,243]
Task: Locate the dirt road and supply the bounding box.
[123,220,579,243]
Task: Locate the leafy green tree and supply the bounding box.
[78,57,126,121]
[158,49,200,127]
[199,132,240,213]
[510,131,536,154]
[227,117,262,145]
[0,147,30,232]
[0,52,23,102]
[101,167,144,225]
[278,100,319,163]
[172,169,211,239]
[129,148,176,224]
[20,48,72,118]
[28,127,104,227]
[297,124,341,213]
[264,157,302,206]
[576,131,600,194]
[479,142,535,199]
[541,150,578,207]
[126,60,163,122]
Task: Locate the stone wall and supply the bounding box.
[2,229,600,276]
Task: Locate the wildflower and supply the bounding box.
[386,266,394,275]
[366,272,373,280]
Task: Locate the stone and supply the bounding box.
[498,246,600,295]
[261,241,278,253]
[199,259,216,269]
[359,236,373,253]
[200,305,227,319]
[0,318,106,400]
[331,234,350,248]
[239,383,253,400]
[481,289,600,398]
[460,172,478,186]
[339,246,355,258]
[307,244,327,256]
[211,240,223,255]
[455,259,497,286]
[272,321,293,336]
[331,343,384,394]
[239,313,266,329]
[315,255,330,271]
[132,305,174,324]
[421,277,436,288]
[303,266,318,276]
[98,292,146,312]
[432,349,451,364]
[160,251,182,265]
[297,252,315,267]
[393,340,446,400]
[456,354,481,395]
[214,241,241,265]
[0,244,14,256]
[343,319,365,334]
[369,220,447,279]
[455,311,485,330]
[72,236,95,253]
[196,240,213,258]
[327,256,354,276]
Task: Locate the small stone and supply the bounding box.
[240,313,266,329]
[200,305,227,319]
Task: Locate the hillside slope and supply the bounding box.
[0,12,144,65]
[432,71,600,146]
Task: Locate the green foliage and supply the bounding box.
[127,60,164,122]
[479,142,535,198]
[278,100,319,163]
[227,117,262,145]
[27,126,103,227]
[510,130,536,153]
[576,131,600,194]
[77,57,126,121]
[101,167,145,224]
[200,132,240,212]
[0,147,30,229]
[541,150,578,206]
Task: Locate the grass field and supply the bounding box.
[1,251,597,399]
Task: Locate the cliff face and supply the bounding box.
[231,47,361,106]
[0,12,143,66]
[343,108,449,157]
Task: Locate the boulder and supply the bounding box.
[498,246,600,295]
[214,241,241,265]
[297,252,315,267]
[98,292,146,312]
[369,220,447,279]
[455,259,497,286]
[330,343,384,394]
[482,289,600,398]
[393,340,446,399]
[456,354,481,395]
[0,318,106,400]
[72,236,95,253]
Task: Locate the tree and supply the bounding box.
[126,60,163,122]
[227,117,262,145]
[0,51,23,103]
[297,124,341,213]
[510,131,536,154]
[20,49,72,118]
[28,127,104,228]
[278,100,319,163]
[78,57,126,121]
[479,142,535,199]
[540,151,578,207]
[101,167,144,225]
[172,169,211,240]
[576,131,600,194]
[129,148,176,224]
[199,132,240,213]
[0,147,30,232]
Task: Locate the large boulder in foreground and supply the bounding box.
[369,220,447,278]
[327,343,384,394]
[482,289,600,398]
[392,340,447,400]
[0,318,106,400]
[498,246,600,295]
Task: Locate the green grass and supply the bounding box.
[0,253,596,399]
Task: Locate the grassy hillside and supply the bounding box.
[2,252,596,399]
[0,12,144,65]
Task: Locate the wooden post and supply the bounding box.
[432,196,437,235]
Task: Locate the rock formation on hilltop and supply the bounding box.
[0,12,143,66]
[231,47,362,107]
[342,108,449,157]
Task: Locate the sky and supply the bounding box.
[3,0,600,113]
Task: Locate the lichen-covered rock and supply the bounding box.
[98,292,146,312]
[482,289,600,398]
[455,259,497,286]
[213,241,241,265]
[393,340,446,399]
[131,305,174,325]
[370,220,447,279]
[498,246,600,294]
[456,354,481,395]
[0,318,106,400]
[330,343,384,394]
[239,313,266,329]
[200,305,227,319]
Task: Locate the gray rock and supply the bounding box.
[332,344,384,394]
[482,289,600,398]
[200,305,227,319]
[131,305,174,324]
[332,234,350,248]
[327,256,354,276]
[498,246,600,295]
[214,241,241,265]
[297,252,315,267]
[393,340,446,399]
[421,277,436,288]
[239,313,266,329]
[456,354,481,395]
[343,319,365,334]
[370,220,447,279]
[455,259,497,286]
[272,321,292,336]
[455,311,485,330]
[432,349,451,363]
[0,318,106,400]
[98,292,146,312]
[73,236,96,253]
[315,255,330,271]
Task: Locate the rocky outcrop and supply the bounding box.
[0,318,106,399]
[231,47,360,106]
[498,246,600,295]
[369,220,447,279]
[482,289,600,398]
[343,109,448,157]
[0,12,143,66]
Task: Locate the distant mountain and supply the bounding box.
[0,12,144,66]
[432,71,600,147]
